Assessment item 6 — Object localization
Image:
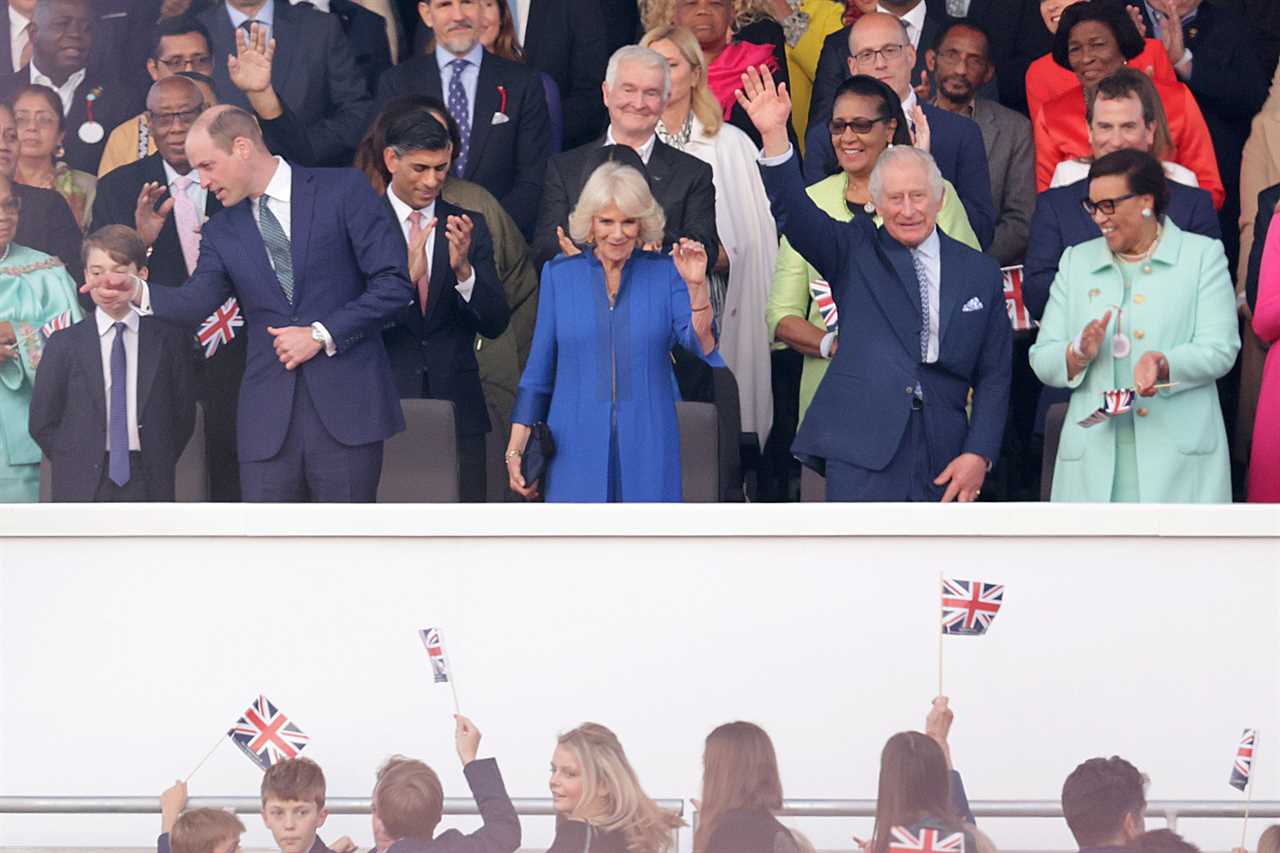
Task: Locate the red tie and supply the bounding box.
[408,210,429,315]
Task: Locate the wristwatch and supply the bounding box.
[310,325,326,344]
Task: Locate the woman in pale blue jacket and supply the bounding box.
[1030,150,1239,502]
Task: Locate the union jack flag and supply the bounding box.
[41,310,74,339]
[809,279,838,332]
[227,694,310,771]
[1002,266,1035,331]
[197,298,243,359]
[419,627,450,683]
[888,826,966,853]
[1078,387,1137,428]
[942,578,1004,636]
[1230,728,1257,792]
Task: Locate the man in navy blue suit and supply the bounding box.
[743,66,1010,502]
[802,12,996,251]
[88,105,412,502]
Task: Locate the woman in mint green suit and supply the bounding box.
[1031,150,1239,502]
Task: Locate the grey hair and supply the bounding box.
[568,162,666,246]
[868,145,945,204]
[605,45,673,104]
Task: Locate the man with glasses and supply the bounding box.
[802,11,996,250]
[97,17,214,177]
[90,75,243,502]
[0,0,132,173]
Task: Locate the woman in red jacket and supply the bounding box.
[1031,0,1223,207]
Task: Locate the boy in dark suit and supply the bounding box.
[29,225,195,501]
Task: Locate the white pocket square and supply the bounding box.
[962,297,983,312]
[491,112,510,125]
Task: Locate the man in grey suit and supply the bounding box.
[926,18,1033,267]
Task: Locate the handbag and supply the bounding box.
[520,421,556,486]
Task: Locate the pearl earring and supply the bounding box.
[1141,208,1153,219]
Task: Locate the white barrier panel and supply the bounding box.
[2,504,1278,852]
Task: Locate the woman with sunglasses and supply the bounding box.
[766,74,977,425]
[1030,148,1238,502]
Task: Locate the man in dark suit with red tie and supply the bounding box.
[378,109,509,502]
[89,104,412,502]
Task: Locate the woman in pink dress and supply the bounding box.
[1250,218,1280,502]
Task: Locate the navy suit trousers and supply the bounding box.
[824,409,943,502]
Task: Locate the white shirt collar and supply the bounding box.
[291,0,328,11]
[879,1,927,46]
[434,40,484,71]
[387,184,435,222]
[258,156,291,205]
[96,306,139,335]
[911,226,941,259]
[604,127,657,164]
[226,0,274,30]
[901,88,918,117]
[8,5,28,31]
[29,62,86,109]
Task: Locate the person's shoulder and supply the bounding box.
[4,243,65,275]
[481,49,541,84]
[1040,179,1084,206]
[382,53,436,85]
[1168,180,1214,210]
[976,97,1031,132]
[657,141,713,178]
[941,229,999,272]
[97,153,154,188]
[923,102,980,135]
[821,23,851,49]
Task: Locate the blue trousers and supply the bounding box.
[824,408,944,502]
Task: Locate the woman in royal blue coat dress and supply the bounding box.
[507,161,721,502]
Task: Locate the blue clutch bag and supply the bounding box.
[521,421,556,486]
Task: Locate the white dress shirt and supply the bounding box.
[97,307,142,452]
[910,227,941,363]
[879,1,927,51]
[226,0,275,36]
[29,62,86,116]
[8,4,30,73]
[162,159,207,218]
[604,127,657,164]
[385,186,476,300]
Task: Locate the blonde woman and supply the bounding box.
[547,723,684,853]
[641,24,778,453]
[508,160,721,502]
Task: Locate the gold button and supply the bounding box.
[1137,407,1149,417]
[1134,294,1145,304]
[1134,330,1145,340]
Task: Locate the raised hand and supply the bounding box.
[910,104,931,153]
[1125,3,1149,37]
[134,181,175,248]
[734,64,792,155]
[1155,1,1186,66]
[1133,350,1168,397]
[409,216,435,284]
[160,779,188,833]
[454,714,481,765]
[555,225,582,257]
[228,22,275,95]
[1077,309,1113,362]
[671,238,708,287]
[445,214,474,280]
[913,68,931,103]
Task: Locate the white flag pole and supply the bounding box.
[185,731,228,783]
[1242,733,1259,850]
[443,632,461,716]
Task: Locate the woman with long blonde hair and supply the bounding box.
[546,723,685,853]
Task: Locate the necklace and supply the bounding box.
[1113,222,1162,274]
[655,112,693,150]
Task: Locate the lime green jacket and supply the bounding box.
[765,171,980,422]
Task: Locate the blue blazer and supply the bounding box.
[761,152,1011,480]
[801,102,996,251]
[1023,177,1220,320]
[148,165,413,463]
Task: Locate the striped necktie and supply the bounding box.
[258,197,294,303]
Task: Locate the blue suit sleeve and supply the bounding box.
[1023,192,1064,321]
[512,261,558,426]
[951,122,995,251]
[148,226,235,329]
[949,770,975,825]
[319,171,415,351]
[962,261,1012,463]
[758,150,861,289]
[387,758,521,853]
[158,832,172,853]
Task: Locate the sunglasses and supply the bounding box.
[828,116,890,136]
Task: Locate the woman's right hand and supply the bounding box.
[556,226,583,257]
[734,64,792,155]
[506,453,540,499]
[1076,309,1113,362]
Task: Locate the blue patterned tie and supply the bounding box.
[258,197,294,304]
[911,250,930,363]
[447,58,471,176]
[108,322,130,487]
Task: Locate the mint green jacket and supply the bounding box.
[1029,220,1240,502]
[765,171,979,423]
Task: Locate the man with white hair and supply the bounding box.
[741,65,1010,502]
[531,44,718,272]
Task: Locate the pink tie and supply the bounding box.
[171,175,201,274]
[408,210,429,315]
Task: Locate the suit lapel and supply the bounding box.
[81,319,107,421]
[382,194,423,333]
[229,201,288,308]
[136,317,161,421]
[423,199,453,325]
[464,55,501,179]
[289,166,314,304]
[875,229,927,358]
[936,234,963,348]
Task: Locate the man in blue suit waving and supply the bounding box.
[89,105,413,502]
[742,65,1010,502]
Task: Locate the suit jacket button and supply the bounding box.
[905,386,914,395]
[1137,407,1149,417]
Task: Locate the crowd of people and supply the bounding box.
[151,698,1272,853]
[0,0,1278,503]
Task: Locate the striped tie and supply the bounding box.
[258,197,294,304]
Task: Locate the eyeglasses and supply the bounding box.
[828,116,889,136]
[157,54,213,71]
[14,113,59,129]
[1081,192,1137,216]
[936,48,988,71]
[149,107,202,129]
[0,197,23,216]
[852,44,906,66]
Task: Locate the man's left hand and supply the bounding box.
[267,325,321,370]
[445,214,474,281]
[934,452,987,502]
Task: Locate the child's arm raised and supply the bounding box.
[156,780,187,853]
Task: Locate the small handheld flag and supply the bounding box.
[1231,728,1257,792]
[1001,266,1035,331]
[941,578,1004,636]
[41,310,74,339]
[197,298,244,359]
[888,826,966,853]
[809,279,838,332]
[228,694,310,771]
[419,627,461,714]
[1078,388,1136,428]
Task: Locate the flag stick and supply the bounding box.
[937,571,944,697]
[1242,734,1258,850]
[185,731,227,783]
[443,640,461,716]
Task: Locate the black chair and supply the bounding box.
[378,399,461,502]
[677,400,720,501]
[711,366,745,501]
[800,464,826,502]
[1040,402,1069,501]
